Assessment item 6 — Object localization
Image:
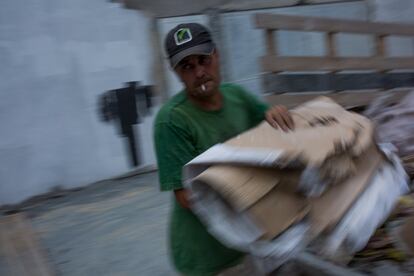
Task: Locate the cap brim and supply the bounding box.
[170,42,214,68]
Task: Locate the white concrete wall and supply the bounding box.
[0,0,155,205]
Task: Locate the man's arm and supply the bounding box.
[154,119,196,209]
[174,189,191,209]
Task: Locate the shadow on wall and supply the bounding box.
[98,81,154,167]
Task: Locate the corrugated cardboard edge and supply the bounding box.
[193,165,281,211]
[247,187,310,240]
[309,144,384,236]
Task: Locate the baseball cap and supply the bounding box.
[165,23,215,68]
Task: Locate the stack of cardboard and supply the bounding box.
[184,97,408,270]
[187,97,383,238]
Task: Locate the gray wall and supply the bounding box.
[0,0,155,205]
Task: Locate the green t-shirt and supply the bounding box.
[154,83,268,276]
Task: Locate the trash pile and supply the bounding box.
[349,194,414,274]
[184,97,410,273]
[364,91,414,179]
[339,91,414,274]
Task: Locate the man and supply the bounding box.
[154,23,294,276]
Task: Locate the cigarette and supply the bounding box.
[201,84,206,92]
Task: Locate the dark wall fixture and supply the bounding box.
[99,81,153,167]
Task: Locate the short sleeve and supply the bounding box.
[236,85,269,126]
[154,120,197,191]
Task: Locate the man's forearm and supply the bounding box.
[174,188,191,209]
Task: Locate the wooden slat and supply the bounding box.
[262,72,414,93]
[266,29,276,56]
[0,220,27,276]
[264,89,412,109]
[375,35,387,57]
[326,32,337,79]
[326,32,336,57]
[261,56,414,72]
[255,13,414,36]
[0,214,54,276]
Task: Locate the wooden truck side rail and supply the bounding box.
[254,13,414,108]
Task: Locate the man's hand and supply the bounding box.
[174,188,191,209]
[265,105,294,132]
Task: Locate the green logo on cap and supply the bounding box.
[174,28,192,45]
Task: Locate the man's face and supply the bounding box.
[174,50,221,99]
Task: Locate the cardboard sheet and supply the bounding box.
[309,145,384,234]
[225,97,373,168]
[195,166,281,211]
[248,185,310,240]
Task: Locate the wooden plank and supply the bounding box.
[384,72,414,89]
[264,88,412,109]
[261,56,414,72]
[0,218,27,276]
[266,29,276,56]
[255,13,414,36]
[263,73,332,94]
[326,32,336,57]
[304,0,357,3]
[149,18,169,103]
[13,214,54,276]
[263,72,414,93]
[0,214,54,276]
[375,35,387,57]
[219,0,300,13]
[326,32,337,81]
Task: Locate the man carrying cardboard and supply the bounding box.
[153,22,293,275]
